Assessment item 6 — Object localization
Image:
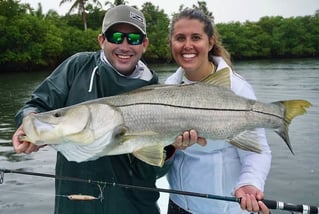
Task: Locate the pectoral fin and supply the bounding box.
[132,144,166,167]
[227,130,262,153]
[113,129,166,166]
[125,131,159,136]
[117,130,159,143]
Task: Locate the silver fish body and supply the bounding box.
[20,80,311,166]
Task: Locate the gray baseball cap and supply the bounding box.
[102,5,146,35]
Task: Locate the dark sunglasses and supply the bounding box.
[104,31,145,45]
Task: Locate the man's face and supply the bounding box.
[99,23,148,75]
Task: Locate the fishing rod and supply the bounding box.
[1,168,318,214]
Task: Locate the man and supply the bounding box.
[12,5,177,214]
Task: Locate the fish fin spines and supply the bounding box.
[228,130,262,153]
[273,99,311,154]
[132,144,166,167]
[202,67,231,88]
[274,128,294,155]
[279,100,312,124]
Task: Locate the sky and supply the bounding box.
[20,0,318,23]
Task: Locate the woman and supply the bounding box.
[165,9,272,214]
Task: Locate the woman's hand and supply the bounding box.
[235,185,270,214]
[173,129,207,150]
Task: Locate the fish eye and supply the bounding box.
[53,112,62,117]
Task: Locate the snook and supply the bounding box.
[20,71,311,166]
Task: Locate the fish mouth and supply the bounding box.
[21,115,54,144]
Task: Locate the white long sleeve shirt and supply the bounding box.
[165,57,272,214]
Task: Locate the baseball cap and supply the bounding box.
[102,5,146,35]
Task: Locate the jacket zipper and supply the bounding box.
[179,151,190,210]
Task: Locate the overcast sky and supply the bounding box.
[20,0,318,23]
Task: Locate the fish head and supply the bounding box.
[21,103,125,147]
[22,105,92,145]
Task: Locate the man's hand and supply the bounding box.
[12,124,42,154]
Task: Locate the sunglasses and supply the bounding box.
[104,31,145,45]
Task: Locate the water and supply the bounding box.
[0,58,318,214]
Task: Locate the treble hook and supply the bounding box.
[97,183,106,202]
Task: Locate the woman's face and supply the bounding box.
[171,18,214,79]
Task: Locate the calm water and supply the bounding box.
[0,58,318,214]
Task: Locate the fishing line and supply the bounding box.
[0,169,105,201]
[2,189,56,198]
[0,189,90,200]
[1,168,318,214]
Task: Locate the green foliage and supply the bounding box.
[0,0,27,17]
[0,14,46,64]
[59,27,100,60]
[86,8,105,30]
[141,2,170,62]
[59,0,104,31]
[63,7,105,31]
[0,0,318,72]
[217,15,319,59]
[192,1,214,22]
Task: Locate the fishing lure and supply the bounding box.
[67,194,97,201]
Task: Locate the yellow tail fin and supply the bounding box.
[282,100,312,124]
[274,100,312,154]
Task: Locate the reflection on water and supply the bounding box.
[0,59,318,213]
[0,71,51,161]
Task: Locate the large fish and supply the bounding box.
[19,70,311,166]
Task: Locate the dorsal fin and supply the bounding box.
[202,67,231,88]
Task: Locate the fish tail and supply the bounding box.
[281,100,312,124]
[274,100,312,154]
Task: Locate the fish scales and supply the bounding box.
[101,84,285,138]
[19,71,312,166]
